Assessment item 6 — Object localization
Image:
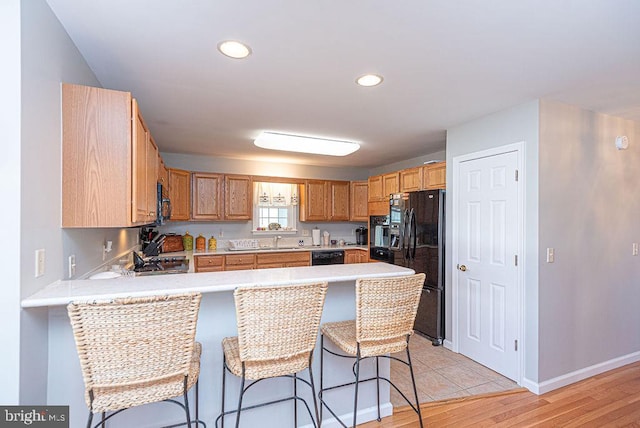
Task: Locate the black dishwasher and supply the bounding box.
[311,250,345,265]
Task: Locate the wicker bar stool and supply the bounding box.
[215,282,328,428]
[67,292,203,428]
[319,273,426,428]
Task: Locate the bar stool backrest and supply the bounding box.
[355,273,425,356]
[234,282,328,364]
[67,293,202,409]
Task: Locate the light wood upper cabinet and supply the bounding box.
[382,172,399,198]
[168,168,191,221]
[368,175,384,202]
[400,167,422,192]
[191,172,223,220]
[422,162,446,190]
[224,174,252,220]
[328,181,350,221]
[62,84,160,227]
[300,180,328,221]
[350,181,368,221]
[300,180,350,222]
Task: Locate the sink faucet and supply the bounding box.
[273,235,282,248]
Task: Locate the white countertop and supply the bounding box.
[22,263,413,308]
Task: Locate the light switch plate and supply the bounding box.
[633,243,638,256]
[35,249,45,277]
[546,248,555,263]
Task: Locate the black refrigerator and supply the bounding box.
[389,190,445,345]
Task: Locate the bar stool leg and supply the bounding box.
[319,334,324,423]
[406,343,424,428]
[221,354,227,428]
[235,364,246,428]
[293,372,298,428]
[307,356,321,428]
[376,356,381,422]
[183,376,192,427]
[352,346,361,428]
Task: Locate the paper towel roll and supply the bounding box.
[312,229,321,246]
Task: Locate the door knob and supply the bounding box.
[457,264,467,272]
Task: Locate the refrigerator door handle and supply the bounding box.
[410,209,417,259]
[403,209,411,260]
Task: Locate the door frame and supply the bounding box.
[450,141,526,384]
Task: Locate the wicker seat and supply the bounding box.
[67,292,203,428]
[319,274,426,428]
[216,282,328,428]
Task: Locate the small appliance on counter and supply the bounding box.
[162,234,184,253]
[355,226,368,245]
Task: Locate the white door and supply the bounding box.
[457,150,519,381]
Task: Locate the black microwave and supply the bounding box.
[156,182,171,225]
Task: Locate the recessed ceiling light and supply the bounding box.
[217,40,252,59]
[356,74,383,87]
[254,132,360,156]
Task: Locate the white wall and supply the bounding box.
[445,100,540,383]
[538,100,640,381]
[368,149,446,176]
[18,0,139,403]
[0,0,23,404]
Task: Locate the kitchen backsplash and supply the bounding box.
[158,221,367,249]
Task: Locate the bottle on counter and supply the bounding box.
[183,231,193,251]
[195,234,206,251]
[208,235,217,250]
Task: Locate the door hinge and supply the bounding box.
[515,340,518,351]
[515,169,519,181]
[515,255,518,266]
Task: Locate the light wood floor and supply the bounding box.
[361,360,640,427]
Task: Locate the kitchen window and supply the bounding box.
[252,182,298,234]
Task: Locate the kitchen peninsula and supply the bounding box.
[23,263,413,428]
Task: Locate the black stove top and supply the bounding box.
[133,255,189,275]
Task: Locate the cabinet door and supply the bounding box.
[225,174,252,220]
[132,100,151,224]
[192,172,223,220]
[329,181,350,221]
[382,172,399,198]
[423,162,446,190]
[350,181,368,221]
[345,250,359,264]
[300,180,328,221]
[368,175,383,202]
[400,167,422,192]
[168,168,191,221]
[62,84,132,227]
[194,255,224,272]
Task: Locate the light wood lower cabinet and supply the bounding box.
[194,251,311,272]
[256,251,310,269]
[194,255,224,272]
[224,254,256,271]
[345,249,368,264]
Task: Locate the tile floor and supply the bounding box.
[389,334,518,406]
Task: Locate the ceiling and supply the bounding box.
[45,0,640,168]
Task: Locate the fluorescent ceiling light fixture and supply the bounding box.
[254,132,360,156]
[356,74,383,87]
[217,40,252,59]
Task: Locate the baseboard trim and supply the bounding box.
[300,403,393,428]
[522,350,640,395]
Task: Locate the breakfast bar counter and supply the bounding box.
[23,263,414,428]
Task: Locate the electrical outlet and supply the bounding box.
[219,230,224,238]
[68,254,76,278]
[35,249,45,277]
[301,229,309,237]
[633,243,639,256]
[546,248,555,263]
